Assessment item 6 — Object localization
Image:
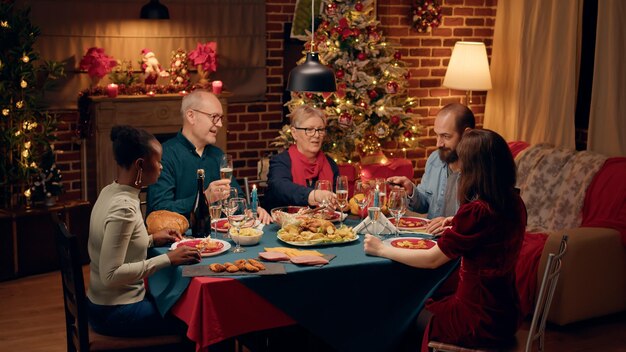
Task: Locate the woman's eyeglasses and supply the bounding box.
[292,127,327,137]
[191,109,223,124]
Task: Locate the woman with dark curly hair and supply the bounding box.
[87,125,201,337]
[365,129,527,350]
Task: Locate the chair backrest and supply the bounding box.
[52,212,90,352]
[525,234,568,352]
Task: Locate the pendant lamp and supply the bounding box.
[286,0,336,92]
[140,0,170,20]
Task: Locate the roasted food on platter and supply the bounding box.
[395,239,429,249]
[277,218,357,244]
[209,258,267,273]
[271,206,339,226]
[146,210,189,234]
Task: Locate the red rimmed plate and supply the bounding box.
[213,218,260,233]
[385,237,435,250]
[170,238,230,257]
[389,216,429,230]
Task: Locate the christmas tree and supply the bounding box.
[278,0,422,162]
[0,2,64,207]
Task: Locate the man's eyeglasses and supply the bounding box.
[292,127,327,137]
[191,109,223,125]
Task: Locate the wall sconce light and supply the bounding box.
[286,0,336,93]
[140,0,170,20]
[443,41,492,104]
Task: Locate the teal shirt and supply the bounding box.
[146,132,243,218]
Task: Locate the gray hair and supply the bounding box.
[288,105,326,127]
[180,89,215,118]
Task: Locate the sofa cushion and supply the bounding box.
[515,144,607,233]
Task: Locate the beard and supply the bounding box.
[438,148,458,164]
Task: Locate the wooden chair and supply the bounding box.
[52,212,184,352]
[428,235,569,352]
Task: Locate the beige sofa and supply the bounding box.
[513,143,626,325]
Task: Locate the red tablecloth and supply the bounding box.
[171,277,294,351]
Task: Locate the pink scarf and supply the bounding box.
[288,145,334,187]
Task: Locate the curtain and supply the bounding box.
[587,0,626,157]
[18,0,266,107]
[484,0,581,149]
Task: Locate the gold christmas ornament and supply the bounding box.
[374,122,390,138]
[20,79,27,88]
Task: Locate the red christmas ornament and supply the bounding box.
[391,115,400,125]
[327,3,337,15]
[325,97,335,106]
[385,81,398,94]
[394,51,402,60]
[403,131,412,138]
[406,107,413,113]
[339,113,353,126]
[305,92,314,99]
[355,2,363,11]
[368,90,378,99]
[336,70,345,79]
[357,52,367,61]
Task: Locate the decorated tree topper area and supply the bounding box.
[278,0,422,163]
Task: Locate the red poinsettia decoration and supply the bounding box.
[79,47,117,79]
[188,42,218,73]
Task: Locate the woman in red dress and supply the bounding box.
[364,129,527,350]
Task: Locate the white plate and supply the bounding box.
[170,238,231,257]
[214,218,261,233]
[277,232,359,247]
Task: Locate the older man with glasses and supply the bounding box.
[264,105,339,210]
[147,89,272,224]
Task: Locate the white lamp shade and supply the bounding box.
[443,42,492,91]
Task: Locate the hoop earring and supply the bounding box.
[134,168,143,186]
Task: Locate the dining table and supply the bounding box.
[147,217,458,352]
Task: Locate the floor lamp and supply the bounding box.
[443,41,492,105]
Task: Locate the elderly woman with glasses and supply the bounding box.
[264,105,339,210]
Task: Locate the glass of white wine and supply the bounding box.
[220,154,233,180]
[227,197,250,253]
[388,189,407,238]
[209,200,222,239]
[315,179,332,208]
[354,180,370,220]
[335,176,349,228]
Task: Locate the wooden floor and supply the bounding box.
[1,267,625,352]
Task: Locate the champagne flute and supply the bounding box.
[315,179,332,209]
[227,197,249,253]
[388,189,407,238]
[209,200,222,239]
[354,180,370,220]
[220,154,234,180]
[221,188,238,238]
[335,176,349,228]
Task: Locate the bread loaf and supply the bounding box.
[146,210,189,234]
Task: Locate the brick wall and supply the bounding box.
[53,0,498,202]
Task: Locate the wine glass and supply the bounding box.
[315,179,332,208]
[227,197,250,253]
[220,154,233,180]
[335,176,349,228]
[366,204,383,239]
[209,200,222,239]
[388,189,407,238]
[354,180,370,219]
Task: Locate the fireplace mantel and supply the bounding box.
[84,93,230,203]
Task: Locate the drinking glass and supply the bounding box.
[366,205,383,239]
[221,188,238,238]
[220,154,234,180]
[354,180,370,219]
[315,180,332,208]
[388,189,407,238]
[209,200,222,239]
[335,176,349,227]
[374,178,388,208]
[227,198,249,253]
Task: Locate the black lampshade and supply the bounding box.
[140,0,170,20]
[287,52,337,93]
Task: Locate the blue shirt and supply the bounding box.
[146,132,243,218]
[408,150,459,219]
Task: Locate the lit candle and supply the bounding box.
[211,80,223,95]
[106,83,119,98]
[373,184,380,207]
[251,184,258,213]
[146,90,156,97]
[178,90,188,96]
